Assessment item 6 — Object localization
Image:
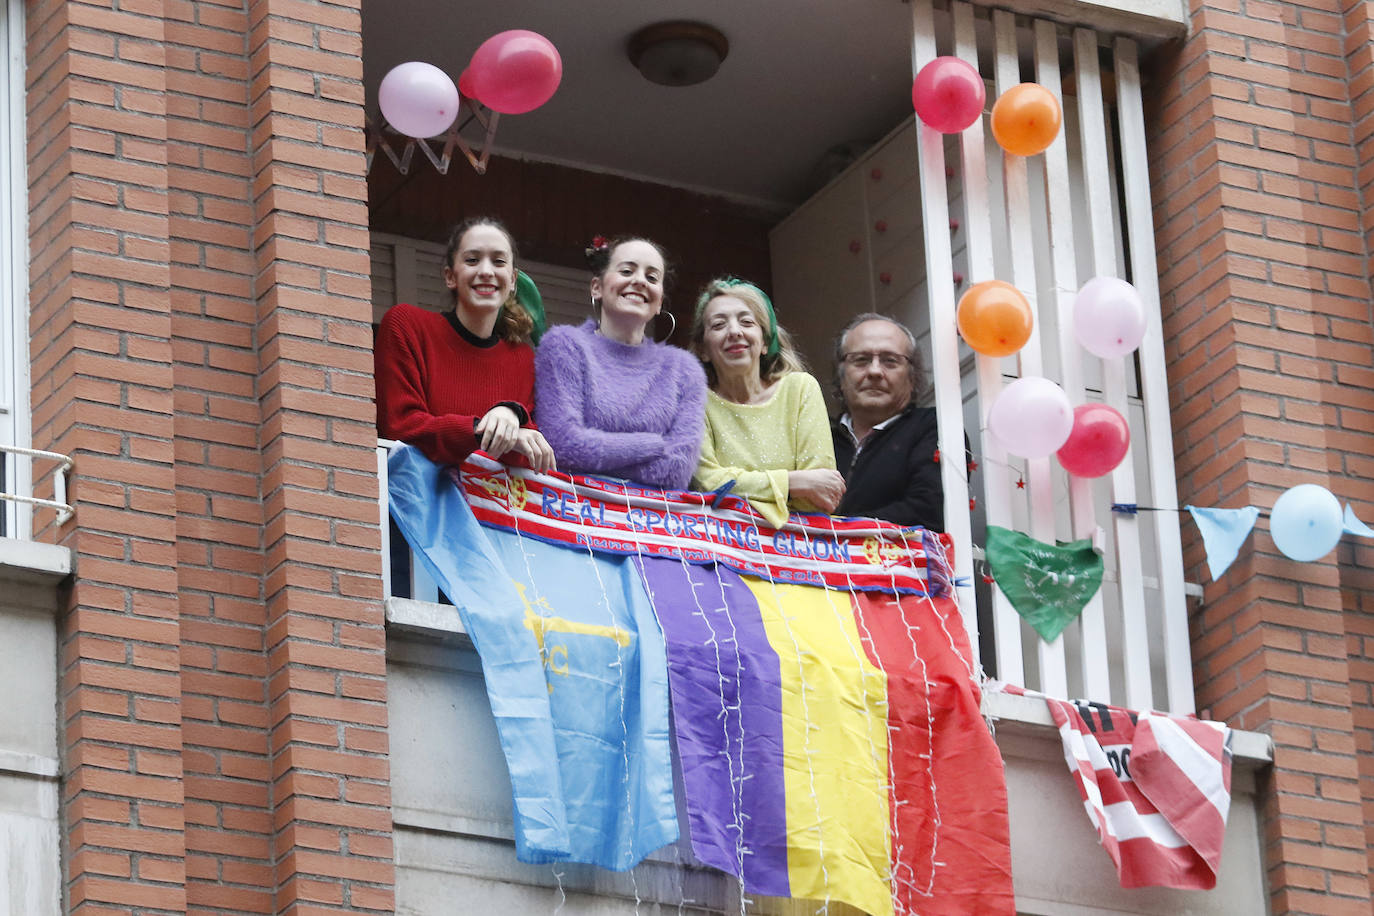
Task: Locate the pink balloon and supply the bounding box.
[378,61,460,138]
[1057,404,1130,478]
[987,377,1074,459]
[1074,277,1147,359]
[458,67,479,102]
[912,56,986,133]
[469,30,563,115]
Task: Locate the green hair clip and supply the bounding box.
[695,277,780,358]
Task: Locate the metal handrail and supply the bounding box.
[0,444,74,526]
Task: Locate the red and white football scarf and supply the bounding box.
[1045,696,1232,889]
[455,453,951,595]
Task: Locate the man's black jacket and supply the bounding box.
[832,405,945,530]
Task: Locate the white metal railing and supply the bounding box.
[0,444,73,538]
[913,0,1195,713]
[377,440,439,603]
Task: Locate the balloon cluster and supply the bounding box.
[957,277,1148,478]
[378,30,562,138]
[911,58,1062,158]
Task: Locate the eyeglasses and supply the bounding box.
[841,351,911,370]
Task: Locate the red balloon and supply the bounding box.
[469,30,563,115]
[458,67,479,102]
[1057,404,1130,478]
[912,56,986,134]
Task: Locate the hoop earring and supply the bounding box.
[654,310,677,342]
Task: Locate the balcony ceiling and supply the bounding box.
[361,1,920,210]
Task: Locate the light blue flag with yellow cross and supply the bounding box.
[387,445,677,870]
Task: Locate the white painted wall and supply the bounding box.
[386,606,1269,915]
[0,545,66,916]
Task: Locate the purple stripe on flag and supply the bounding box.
[637,557,790,897]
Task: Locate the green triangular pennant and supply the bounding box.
[986,525,1104,642]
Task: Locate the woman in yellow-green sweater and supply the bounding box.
[689,278,844,527]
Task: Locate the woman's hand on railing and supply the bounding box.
[788,468,846,514]
[476,405,522,457]
[511,429,557,474]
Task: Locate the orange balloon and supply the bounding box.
[990,83,1062,157]
[956,280,1034,356]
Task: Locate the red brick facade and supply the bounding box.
[18,0,1374,914]
[1149,0,1374,912]
[26,0,391,913]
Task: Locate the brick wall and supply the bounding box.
[1147,0,1374,912]
[1339,0,1374,900]
[28,1,189,910]
[26,0,390,913]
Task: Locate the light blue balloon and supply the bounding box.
[1269,484,1343,562]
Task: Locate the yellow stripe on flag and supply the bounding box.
[745,580,893,916]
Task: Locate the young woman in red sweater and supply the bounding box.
[375,217,555,471]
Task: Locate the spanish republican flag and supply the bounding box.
[640,559,1014,916]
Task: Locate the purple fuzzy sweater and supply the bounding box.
[535,320,708,489]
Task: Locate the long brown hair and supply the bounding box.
[444,216,534,344]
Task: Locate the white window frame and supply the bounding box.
[1,0,30,539]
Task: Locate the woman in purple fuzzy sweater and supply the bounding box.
[535,237,707,490]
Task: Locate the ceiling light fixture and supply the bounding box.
[627,21,729,87]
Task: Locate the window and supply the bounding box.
[1,0,30,538]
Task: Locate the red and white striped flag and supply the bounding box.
[1044,696,1232,889]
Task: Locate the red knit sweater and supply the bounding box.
[374,302,536,466]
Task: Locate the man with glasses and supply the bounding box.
[830,313,945,529]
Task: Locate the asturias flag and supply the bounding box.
[387,445,678,870]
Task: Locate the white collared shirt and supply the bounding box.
[838,411,902,457]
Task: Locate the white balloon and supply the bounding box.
[379,62,460,139]
[1074,276,1147,359]
[988,377,1074,458]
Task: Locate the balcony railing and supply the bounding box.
[377,438,1199,714]
[0,444,73,541]
[909,1,1196,714]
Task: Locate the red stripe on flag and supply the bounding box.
[1131,715,1230,875]
[1114,836,1218,890]
[853,591,1014,915]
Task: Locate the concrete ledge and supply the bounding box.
[387,595,1273,770]
[0,539,71,587]
[385,596,472,647]
[983,689,1273,769]
[0,749,59,781]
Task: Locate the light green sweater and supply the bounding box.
[692,372,837,527]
